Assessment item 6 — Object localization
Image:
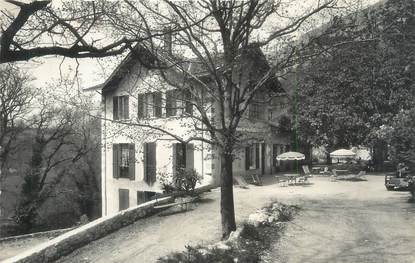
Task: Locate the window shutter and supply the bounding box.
[129,144,135,180]
[186,143,194,170]
[172,143,177,175]
[113,97,119,120]
[137,94,144,119]
[154,92,162,117]
[149,143,157,185]
[124,96,129,119]
[143,143,148,183]
[113,144,119,178]
[245,147,250,170]
[184,90,193,115]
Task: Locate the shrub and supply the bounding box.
[174,168,203,195]
[158,168,203,195]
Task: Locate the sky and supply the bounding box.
[0,0,381,91]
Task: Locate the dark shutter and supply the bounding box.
[172,143,177,175]
[119,189,129,211]
[124,96,129,119]
[154,92,162,117]
[186,143,194,170]
[143,94,149,118]
[245,146,250,170]
[137,94,144,119]
[183,90,193,115]
[113,144,119,178]
[129,144,135,180]
[144,143,157,185]
[149,143,157,184]
[255,144,260,169]
[113,97,119,120]
[166,90,177,117]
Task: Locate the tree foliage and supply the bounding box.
[297,0,415,150]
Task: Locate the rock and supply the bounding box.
[215,242,231,251]
[248,212,269,227]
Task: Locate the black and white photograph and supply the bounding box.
[0,0,414,262]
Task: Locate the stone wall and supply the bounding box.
[4,196,174,263]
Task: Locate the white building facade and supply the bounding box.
[100,50,291,216]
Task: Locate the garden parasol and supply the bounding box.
[330,149,356,158]
[276,151,305,161]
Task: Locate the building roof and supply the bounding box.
[100,44,284,95]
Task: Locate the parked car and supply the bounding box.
[385,172,410,191]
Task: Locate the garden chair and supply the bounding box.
[302,165,312,177]
[274,175,289,187]
[250,174,263,186]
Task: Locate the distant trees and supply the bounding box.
[0,64,100,233]
[13,100,101,233]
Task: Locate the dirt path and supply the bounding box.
[268,176,415,263]
[7,174,414,262]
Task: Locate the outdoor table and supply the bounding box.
[283,173,301,184]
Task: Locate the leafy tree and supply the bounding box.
[297,0,415,158]
[383,109,415,171]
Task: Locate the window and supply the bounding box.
[113,144,135,180]
[119,189,129,211]
[144,143,157,185]
[137,92,162,118]
[113,96,129,120]
[245,144,260,170]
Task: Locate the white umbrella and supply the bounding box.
[276,151,305,161]
[330,149,356,158]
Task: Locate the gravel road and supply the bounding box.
[267,176,415,263]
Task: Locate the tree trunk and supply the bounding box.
[220,149,236,239]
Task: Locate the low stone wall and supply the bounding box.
[4,185,215,263]
[4,196,174,263]
[0,228,73,244]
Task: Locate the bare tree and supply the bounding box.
[0,63,32,175]
[14,100,94,232]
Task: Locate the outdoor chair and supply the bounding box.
[250,174,263,186]
[302,165,312,177]
[274,175,289,187]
